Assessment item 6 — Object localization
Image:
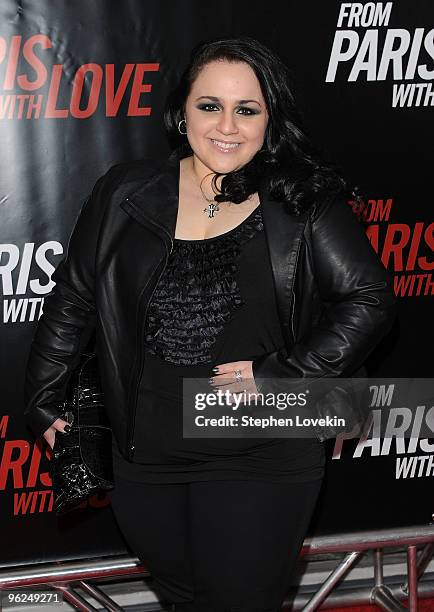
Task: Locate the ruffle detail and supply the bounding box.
[144,207,264,365]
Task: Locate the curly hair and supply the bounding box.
[163,35,348,216]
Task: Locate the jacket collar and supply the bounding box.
[121,145,310,345]
[122,144,282,243]
[121,146,183,245]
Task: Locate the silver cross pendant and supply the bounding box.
[203,202,220,218]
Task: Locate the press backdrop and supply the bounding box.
[0,0,433,566]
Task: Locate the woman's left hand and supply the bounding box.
[209,360,260,401]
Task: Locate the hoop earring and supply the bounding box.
[178,119,187,135]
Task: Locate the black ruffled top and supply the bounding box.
[144,206,264,365]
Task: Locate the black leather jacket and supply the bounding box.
[24,147,397,460]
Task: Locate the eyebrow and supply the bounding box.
[195,95,262,107]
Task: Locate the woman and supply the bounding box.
[24,36,396,611]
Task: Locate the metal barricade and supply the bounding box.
[1,524,433,611]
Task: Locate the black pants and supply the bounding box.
[109,476,322,612]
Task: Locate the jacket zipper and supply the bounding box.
[288,215,309,344]
[124,197,174,460]
[290,290,296,341]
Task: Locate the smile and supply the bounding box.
[210,139,241,152]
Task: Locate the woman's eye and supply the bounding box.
[237,107,257,115]
[197,104,219,111]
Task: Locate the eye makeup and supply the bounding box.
[196,103,260,115]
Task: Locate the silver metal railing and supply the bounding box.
[1,524,433,611]
[295,524,434,611]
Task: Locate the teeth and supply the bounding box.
[211,139,240,149]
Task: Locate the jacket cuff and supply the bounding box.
[252,350,286,379]
[252,350,369,396]
[24,401,65,440]
[252,349,300,396]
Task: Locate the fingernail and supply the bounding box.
[212,367,219,373]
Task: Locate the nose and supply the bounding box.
[216,109,239,136]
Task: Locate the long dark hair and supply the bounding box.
[164,35,348,216]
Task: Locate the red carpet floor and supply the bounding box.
[324,599,434,611]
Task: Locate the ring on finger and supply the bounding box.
[234,369,242,383]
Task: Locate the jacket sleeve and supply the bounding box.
[23,165,122,440]
[252,195,397,388]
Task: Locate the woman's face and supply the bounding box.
[183,60,269,176]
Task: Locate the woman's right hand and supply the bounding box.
[43,418,71,450]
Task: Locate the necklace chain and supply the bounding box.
[186,159,256,220]
[189,165,223,219]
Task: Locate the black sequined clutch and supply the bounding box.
[50,352,114,515]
